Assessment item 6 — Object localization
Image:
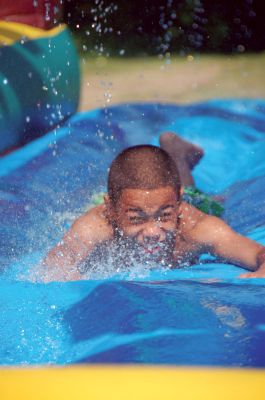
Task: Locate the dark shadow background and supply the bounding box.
[63,0,265,56]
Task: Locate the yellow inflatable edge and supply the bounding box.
[1,366,265,400]
[0,20,66,46]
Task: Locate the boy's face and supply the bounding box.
[108,186,180,264]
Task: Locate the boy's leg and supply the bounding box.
[159,132,204,187]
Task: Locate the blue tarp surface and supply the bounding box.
[0,100,265,366]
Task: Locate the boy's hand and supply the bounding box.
[240,248,265,278]
[239,263,265,278]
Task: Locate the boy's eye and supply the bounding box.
[129,216,145,224]
[158,212,172,221]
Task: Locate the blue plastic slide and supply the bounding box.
[0,100,265,366]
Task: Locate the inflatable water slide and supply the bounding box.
[1,1,265,399]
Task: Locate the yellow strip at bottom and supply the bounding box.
[0,366,265,400]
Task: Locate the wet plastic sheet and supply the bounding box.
[0,100,265,366]
[1,100,265,267]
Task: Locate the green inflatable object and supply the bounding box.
[0,23,80,152]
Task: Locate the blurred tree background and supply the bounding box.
[63,0,264,57]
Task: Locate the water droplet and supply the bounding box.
[25,116,30,123]
[237,44,245,53]
[3,78,8,85]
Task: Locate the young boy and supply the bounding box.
[42,132,265,281]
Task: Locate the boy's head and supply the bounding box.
[106,145,182,264]
[108,145,181,204]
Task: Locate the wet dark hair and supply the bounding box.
[108,145,181,204]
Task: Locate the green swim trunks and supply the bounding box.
[91,188,224,218]
[183,186,224,217]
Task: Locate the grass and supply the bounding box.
[79,52,265,111]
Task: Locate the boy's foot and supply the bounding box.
[159,132,204,169]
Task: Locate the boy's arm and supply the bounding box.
[41,221,92,282]
[195,215,265,277]
[41,205,112,281]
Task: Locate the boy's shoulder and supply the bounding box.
[179,201,207,231]
[72,204,113,245]
[179,201,223,246]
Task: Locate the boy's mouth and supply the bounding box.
[143,245,161,254]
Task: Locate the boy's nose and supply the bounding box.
[142,222,163,241]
